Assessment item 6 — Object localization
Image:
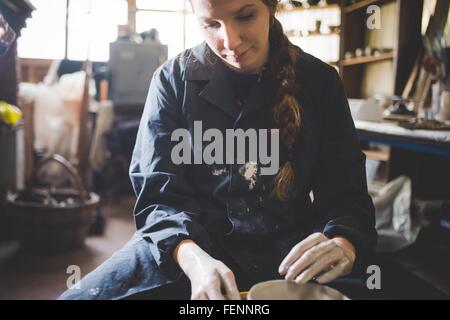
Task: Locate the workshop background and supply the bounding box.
[0,0,449,299]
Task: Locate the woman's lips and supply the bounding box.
[227,48,250,63]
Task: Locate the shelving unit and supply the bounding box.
[339,0,425,173]
[278,3,340,12]
[339,0,424,99]
[340,51,393,66]
[277,2,341,66]
[284,30,340,37]
[344,0,394,13]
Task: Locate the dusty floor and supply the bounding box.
[0,195,136,300]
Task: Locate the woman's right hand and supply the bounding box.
[173,240,241,300]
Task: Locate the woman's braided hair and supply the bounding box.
[189,0,301,200]
[263,0,302,201]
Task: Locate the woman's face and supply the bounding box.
[191,0,271,74]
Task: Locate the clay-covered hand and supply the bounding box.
[174,240,241,300]
[278,233,356,285]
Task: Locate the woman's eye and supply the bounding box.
[237,13,254,21]
[203,22,220,29]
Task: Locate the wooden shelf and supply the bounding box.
[363,149,390,162]
[340,52,394,66]
[278,3,340,13]
[286,31,340,38]
[344,0,395,14]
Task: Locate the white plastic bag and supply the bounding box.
[19,71,96,184]
[371,176,421,252]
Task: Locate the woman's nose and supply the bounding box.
[222,23,242,52]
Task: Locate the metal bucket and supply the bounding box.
[6,155,100,253]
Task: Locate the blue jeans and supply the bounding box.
[59,233,448,300]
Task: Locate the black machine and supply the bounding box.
[96,41,168,197]
[108,41,168,115]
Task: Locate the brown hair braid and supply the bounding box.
[262,0,302,201]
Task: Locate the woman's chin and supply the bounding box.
[224,60,260,74]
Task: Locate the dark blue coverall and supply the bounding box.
[60,42,383,300]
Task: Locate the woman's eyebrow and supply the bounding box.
[198,4,256,21]
[235,4,256,14]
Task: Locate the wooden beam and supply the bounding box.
[128,0,136,35]
[65,0,69,58]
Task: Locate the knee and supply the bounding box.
[58,288,86,300]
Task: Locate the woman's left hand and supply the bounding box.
[278,233,356,285]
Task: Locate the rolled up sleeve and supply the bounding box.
[130,66,212,277]
[312,69,378,269]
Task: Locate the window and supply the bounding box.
[18,0,127,61]
[136,10,185,59]
[185,13,203,51]
[67,0,127,61]
[136,0,185,11]
[136,0,203,58]
[17,0,204,61]
[18,0,66,59]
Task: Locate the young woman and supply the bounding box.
[60,0,378,300]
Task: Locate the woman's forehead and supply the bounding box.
[191,0,261,19]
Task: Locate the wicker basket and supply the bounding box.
[6,155,99,253]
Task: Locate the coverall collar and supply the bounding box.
[185,42,275,120]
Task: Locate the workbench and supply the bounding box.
[355,120,450,199]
